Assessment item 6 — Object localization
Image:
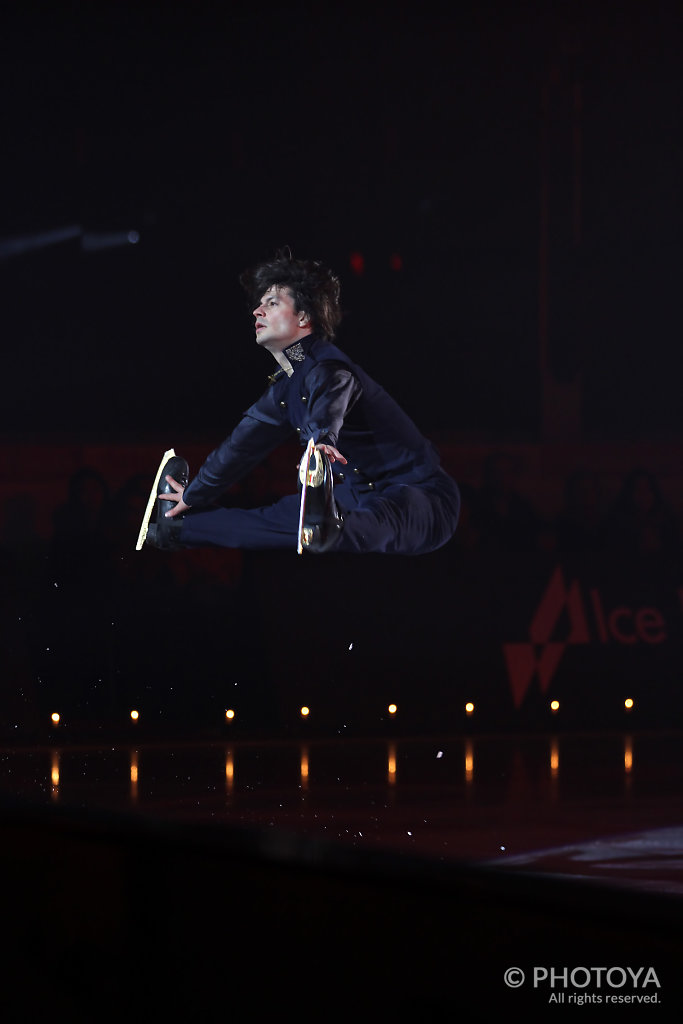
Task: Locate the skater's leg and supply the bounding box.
[179,495,301,551]
[336,480,460,556]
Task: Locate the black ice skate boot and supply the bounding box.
[297,443,344,554]
[136,449,189,551]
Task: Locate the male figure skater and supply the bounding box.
[137,251,460,556]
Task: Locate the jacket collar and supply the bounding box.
[268,335,317,383]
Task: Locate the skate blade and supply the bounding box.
[298,445,324,488]
[135,448,176,551]
[296,438,316,554]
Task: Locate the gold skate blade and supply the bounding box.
[296,438,315,554]
[135,448,176,551]
[298,444,324,488]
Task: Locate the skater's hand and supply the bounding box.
[316,443,347,465]
[159,475,190,518]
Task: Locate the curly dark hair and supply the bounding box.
[239,248,342,339]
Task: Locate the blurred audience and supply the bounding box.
[104,472,153,554]
[603,468,679,557]
[51,467,112,583]
[2,447,683,727]
[1,492,45,569]
[469,451,541,553]
[554,469,607,553]
[0,508,41,731]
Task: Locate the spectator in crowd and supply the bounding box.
[554,468,607,553]
[51,467,111,583]
[604,468,679,557]
[470,451,541,553]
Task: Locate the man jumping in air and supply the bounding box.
[137,250,460,557]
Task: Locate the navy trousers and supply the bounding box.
[179,471,460,556]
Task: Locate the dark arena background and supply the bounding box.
[2,1,683,1018]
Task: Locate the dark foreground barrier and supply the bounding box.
[2,796,682,1021]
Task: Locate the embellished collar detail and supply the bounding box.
[284,341,306,364]
[267,337,314,384]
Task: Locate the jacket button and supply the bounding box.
[368,482,375,490]
[296,427,301,433]
[280,400,287,408]
[301,396,308,403]
[353,467,360,474]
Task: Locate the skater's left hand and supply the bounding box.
[316,443,347,465]
[159,475,191,518]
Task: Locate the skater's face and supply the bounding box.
[253,286,310,352]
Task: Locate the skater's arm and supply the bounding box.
[182,404,293,508]
[301,363,361,450]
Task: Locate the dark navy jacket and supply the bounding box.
[183,335,450,508]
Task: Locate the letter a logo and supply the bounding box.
[503,567,590,707]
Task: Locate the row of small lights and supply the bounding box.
[48,699,639,727]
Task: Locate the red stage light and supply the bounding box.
[349,251,364,275]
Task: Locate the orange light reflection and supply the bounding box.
[550,737,559,778]
[464,739,474,782]
[51,750,60,793]
[225,748,234,795]
[387,742,397,785]
[130,750,139,801]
